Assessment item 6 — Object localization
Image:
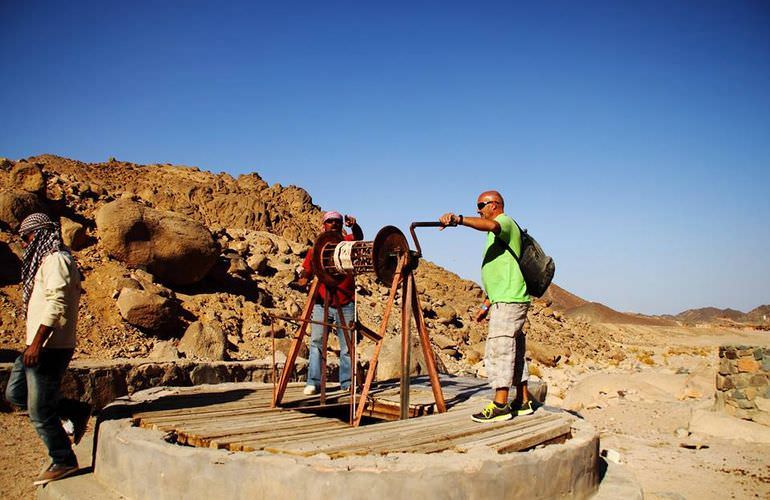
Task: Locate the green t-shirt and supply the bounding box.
[481,214,530,304]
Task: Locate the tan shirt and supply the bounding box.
[25,251,81,348]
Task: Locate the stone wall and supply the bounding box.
[0,358,307,411]
[716,345,770,426]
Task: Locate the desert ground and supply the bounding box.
[2,323,769,499]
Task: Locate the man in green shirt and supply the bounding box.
[440,190,533,423]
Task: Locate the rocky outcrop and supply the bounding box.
[178,321,228,361]
[10,161,46,194]
[0,190,46,231]
[116,288,176,334]
[60,216,89,250]
[95,199,219,285]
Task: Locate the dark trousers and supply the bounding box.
[5,348,79,466]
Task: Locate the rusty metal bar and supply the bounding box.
[400,268,413,420]
[409,221,446,259]
[353,255,406,427]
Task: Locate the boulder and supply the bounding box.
[374,335,423,381]
[116,287,175,333]
[60,216,89,250]
[10,161,45,194]
[435,304,457,325]
[0,190,46,231]
[95,199,218,285]
[0,241,21,284]
[432,333,457,350]
[178,321,227,361]
[147,341,181,361]
[246,253,269,275]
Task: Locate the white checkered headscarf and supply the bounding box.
[20,213,66,308]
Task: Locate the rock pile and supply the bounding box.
[716,345,770,426]
[0,154,608,385]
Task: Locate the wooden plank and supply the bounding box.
[179,413,333,445]
[177,413,320,445]
[493,421,571,453]
[377,414,557,455]
[137,406,286,428]
[335,414,560,457]
[273,405,476,454]
[227,421,352,451]
[456,418,571,452]
[268,407,479,456]
[130,383,311,422]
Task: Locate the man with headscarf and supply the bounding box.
[297,211,363,395]
[4,213,90,485]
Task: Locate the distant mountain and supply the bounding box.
[543,285,676,326]
[564,302,677,326]
[744,305,770,322]
[669,305,770,327]
[541,283,588,311]
[675,307,746,324]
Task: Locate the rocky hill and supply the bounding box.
[671,306,770,328]
[0,155,633,379]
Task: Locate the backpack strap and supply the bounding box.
[494,218,523,264]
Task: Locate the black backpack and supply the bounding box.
[495,219,555,298]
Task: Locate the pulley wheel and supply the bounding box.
[373,226,409,286]
[311,231,346,287]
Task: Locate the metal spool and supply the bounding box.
[311,225,410,287]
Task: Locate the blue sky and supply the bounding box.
[2,1,768,315]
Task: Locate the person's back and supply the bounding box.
[25,250,81,349]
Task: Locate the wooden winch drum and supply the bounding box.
[311,225,410,287]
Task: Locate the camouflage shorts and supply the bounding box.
[485,302,530,389]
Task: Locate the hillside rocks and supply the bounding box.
[10,161,46,194]
[60,216,88,250]
[0,190,46,230]
[116,287,176,333]
[96,199,218,285]
[0,154,667,384]
[178,321,228,361]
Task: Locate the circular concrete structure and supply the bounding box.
[93,384,601,499]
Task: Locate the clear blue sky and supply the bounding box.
[2,1,768,315]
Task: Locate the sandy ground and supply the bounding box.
[0,411,49,499]
[1,324,769,499]
[542,324,770,499]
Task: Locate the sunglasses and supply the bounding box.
[477,200,498,210]
[325,218,343,224]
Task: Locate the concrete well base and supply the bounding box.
[90,384,603,500]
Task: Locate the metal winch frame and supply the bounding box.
[272,223,447,426]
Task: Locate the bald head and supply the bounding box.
[476,190,504,219]
[477,191,504,206]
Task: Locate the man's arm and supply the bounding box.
[345,215,364,240]
[296,249,314,287]
[24,325,53,367]
[439,213,500,235]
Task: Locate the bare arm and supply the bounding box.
[439,213,500,235]
[24,324,53,367]
[345,215,364,240]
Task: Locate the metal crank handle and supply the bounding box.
[409,221,446,259]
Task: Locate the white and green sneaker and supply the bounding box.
[471,401,513,423]
[515,400,534,416]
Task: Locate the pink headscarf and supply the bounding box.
[322,211,343,222]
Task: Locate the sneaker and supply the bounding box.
[303,385,318,396]
[33,462,78,486]
[471,401,512,423]
[515,400,534,416]
[71,403,92,445]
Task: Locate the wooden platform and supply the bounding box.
[131,381,572,458]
